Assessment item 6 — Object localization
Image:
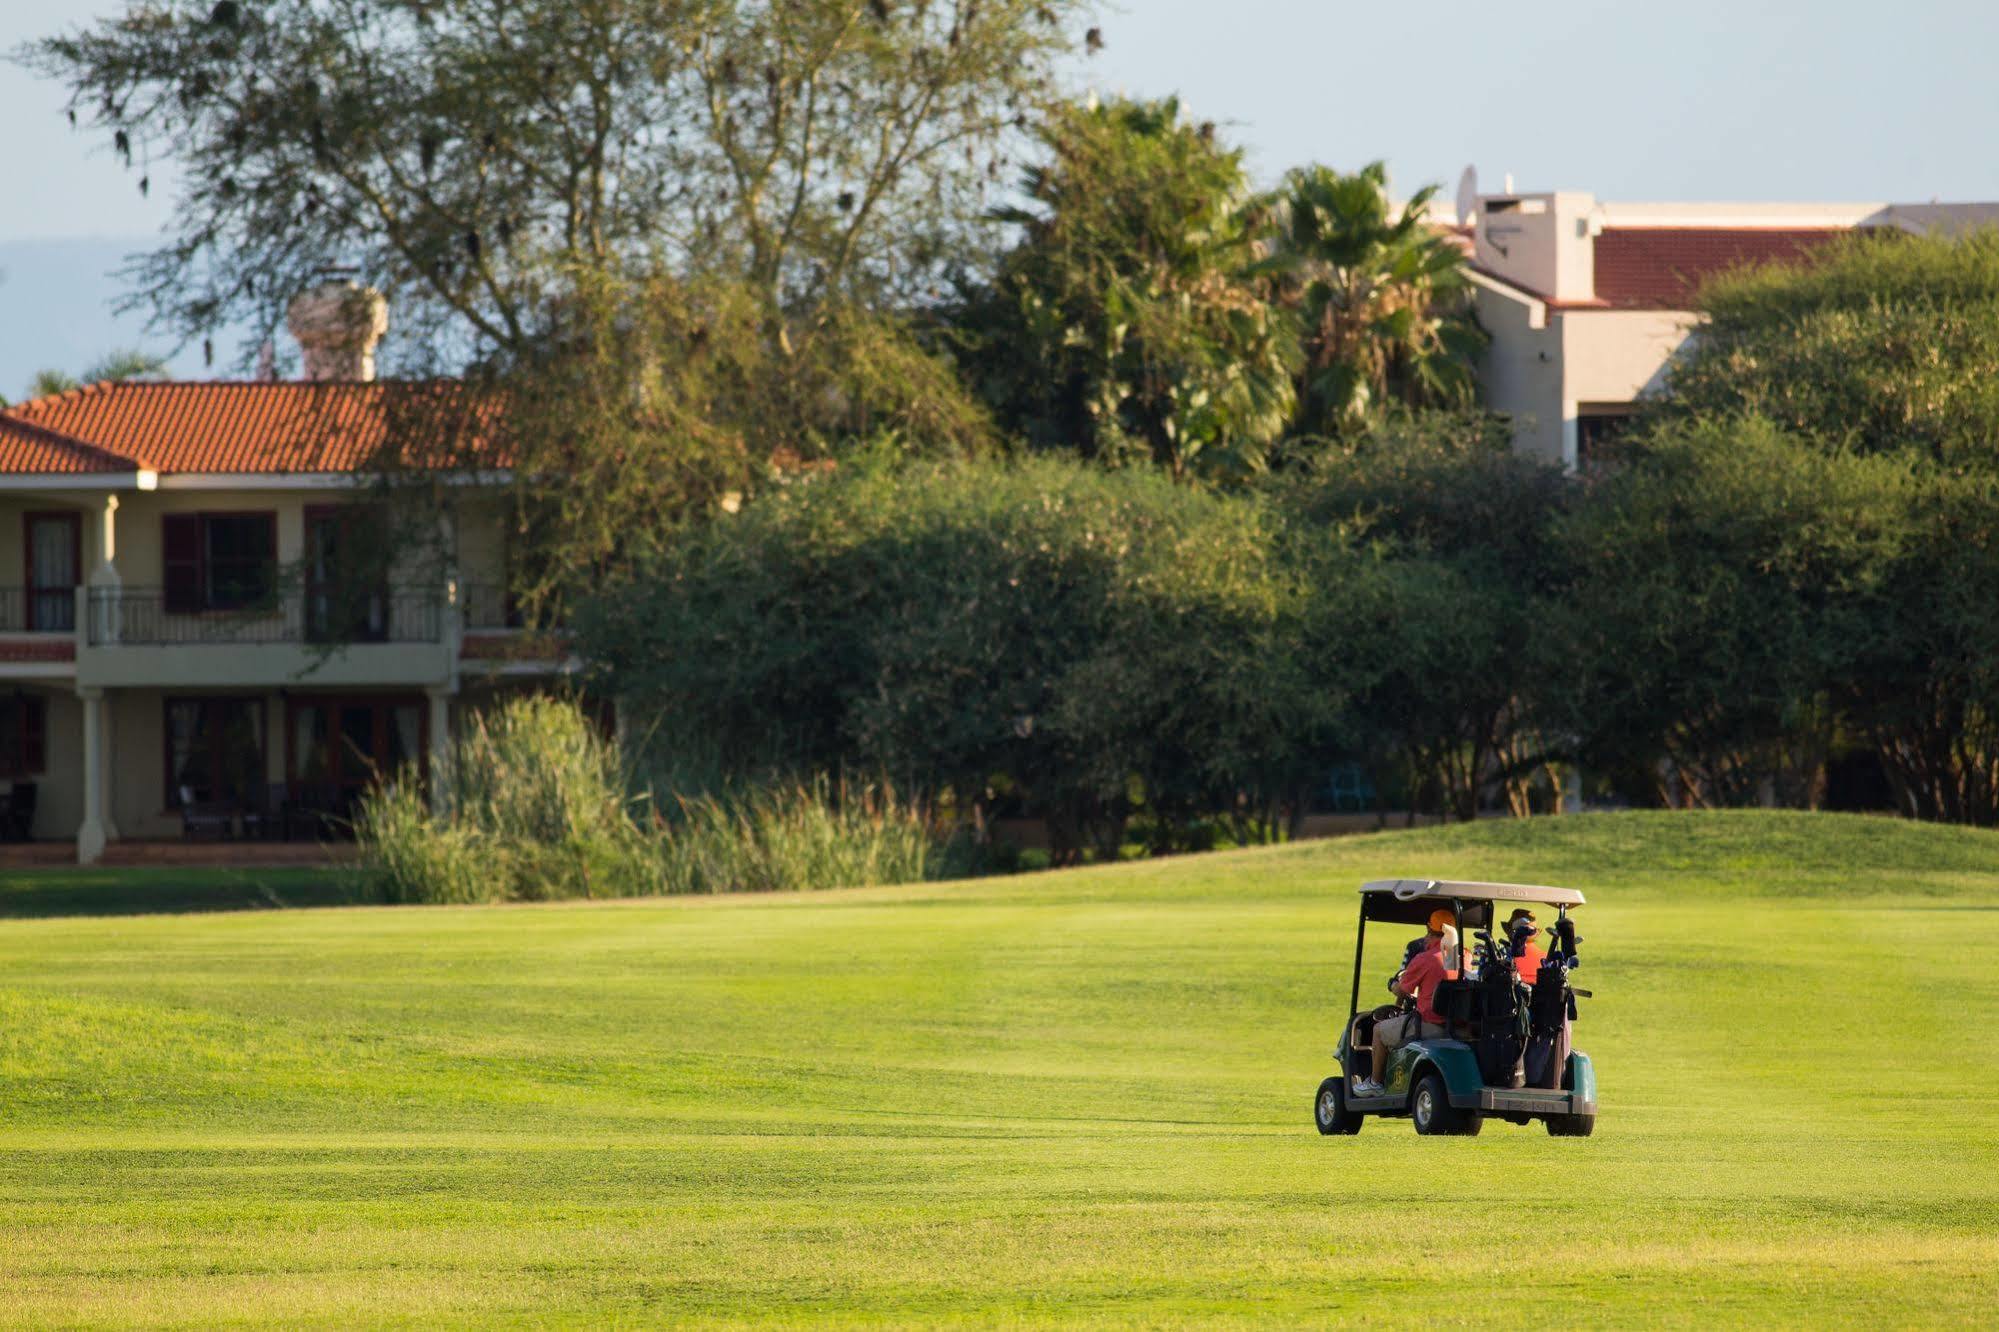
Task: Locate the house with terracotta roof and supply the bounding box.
[1459,191,1999,466]
[0,282,568,862]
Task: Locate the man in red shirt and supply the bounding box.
[1353,924,1455,1096]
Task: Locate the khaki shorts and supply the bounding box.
[1375,1011,1446,1050]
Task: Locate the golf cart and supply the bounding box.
[1314,878,1597,1137]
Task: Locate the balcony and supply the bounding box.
[0,585,79,635]
[456,581,575,671]
[0,586,79,674]
[86,586,445,647]
[458,581,525,630]
[77,585,455,689]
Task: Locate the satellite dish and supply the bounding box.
[1455,165,1479,227]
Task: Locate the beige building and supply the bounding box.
[1458,190,1999,466]
[0,284,570,862]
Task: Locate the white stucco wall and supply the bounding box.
[1476,289,1699,468]
[1473,284,1565,466]
[19,686,81,840]
[1556,308,1698,406]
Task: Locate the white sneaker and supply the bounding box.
[1351,1077,1382,1097]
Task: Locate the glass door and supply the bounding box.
[25,512,81,632]
[288,695,427,827]
[304,506,389,642]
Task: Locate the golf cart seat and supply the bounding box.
[1431,978,1519,1030]
[1432,978,1473,1026]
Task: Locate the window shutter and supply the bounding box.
[257,513,279,600]
[21,697,45,775]
[163,514,202,613]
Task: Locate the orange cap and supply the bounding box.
[1427,907,1454,933]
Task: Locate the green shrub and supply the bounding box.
[357,696,958,902]
[580,454,1405,856]
[579,440,1586,846]
[1665,227,1999,468]
[648,779,937,894]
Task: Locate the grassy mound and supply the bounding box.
[1,810,1995,1324]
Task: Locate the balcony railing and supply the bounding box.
[86,586,446,646]
[459,581,525,630]
[0,585,79,634]
[459,582,570,632]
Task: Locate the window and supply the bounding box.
[1576,405,1638,468]
[304,505,391,642]
[165,697,266,808]
[291,697,422,790]
[163,513,277,613]
[25,512,81,632]
[0,694,47,779]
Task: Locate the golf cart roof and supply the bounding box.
[1358,878,1585,927]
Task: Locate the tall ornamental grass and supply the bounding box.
[356,696,950,903]
[651,779,935,895]
[357,695,652,902]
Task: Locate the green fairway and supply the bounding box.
[2,811,1995,1326]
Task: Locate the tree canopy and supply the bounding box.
[1664,227,1999,468]
[948,96,1298,482]
[1254,162,1482,441]
[24,0,1091,367]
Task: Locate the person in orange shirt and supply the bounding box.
[1506,908,1545,988]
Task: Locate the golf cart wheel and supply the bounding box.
[1545,1111,1596,1138]
[1314,1077,1361,1135]
[1410,1072,1471,1136]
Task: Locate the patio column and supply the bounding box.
[77,687,108,864]
[89,494,122,645]
[99,693,118,844]
[426,686,454,815]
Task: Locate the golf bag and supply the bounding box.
[1523,971,1572,1088]
[1524,912,1581,1089]
[1472,929,1530,1087]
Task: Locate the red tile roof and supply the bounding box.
[1591,227,1848,310]
[0,381,501,477]
[0,413,141,475]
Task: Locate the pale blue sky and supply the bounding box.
[3,0,1998,388]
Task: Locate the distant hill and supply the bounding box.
[0,237,253,403]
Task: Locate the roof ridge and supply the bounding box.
[22,377,467,398]
[10,378,115,418]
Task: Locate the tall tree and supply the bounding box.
[23,0,1090,368]
[1274,412,1568,820]
[1551,416,1913,810]
[950,96,1297,481]
[1253,162,1482,442]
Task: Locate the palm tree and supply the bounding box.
[24,348,169,401]
[964,97,1300,483]
[26,369,79,399]
[1254,163,1484,439]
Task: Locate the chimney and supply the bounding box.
[1475,191,1598,304]
[286,279,389,382]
